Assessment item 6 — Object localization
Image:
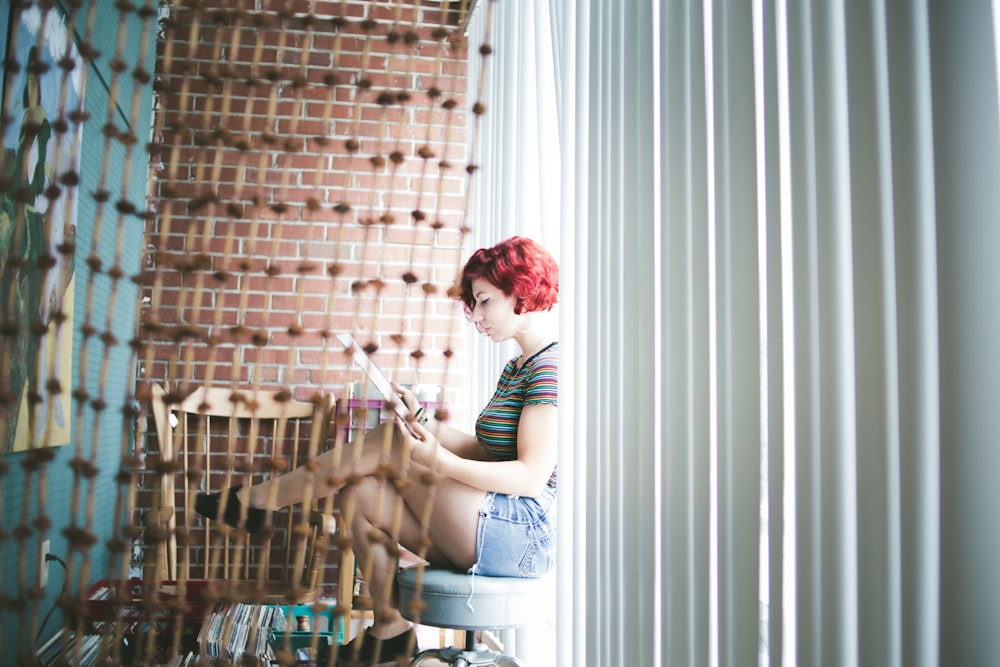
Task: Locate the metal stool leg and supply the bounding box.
[499,628,515,656]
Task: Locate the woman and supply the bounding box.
[196,236,559,665]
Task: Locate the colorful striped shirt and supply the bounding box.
[475,342,559,489]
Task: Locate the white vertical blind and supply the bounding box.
[931,4,1000,665]
[892,4,940,664]
[470,1,1000,665]
[558,2,587,666]
[659,3,713,666]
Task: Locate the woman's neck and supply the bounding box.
[515,333,555,370]
[513,309,556,367]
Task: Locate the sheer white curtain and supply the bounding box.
[463,3,574,665]
[463,1,562,418]
[470,1,1000,666]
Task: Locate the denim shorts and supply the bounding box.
[469,485,557,578]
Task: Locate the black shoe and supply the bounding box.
[194,485,267,534]
[325,627,418,666]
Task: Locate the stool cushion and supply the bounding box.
[397,566,552,631]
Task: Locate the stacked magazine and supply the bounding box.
[197,602,287,661]
[36,631,111,666]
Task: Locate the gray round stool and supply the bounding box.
[397,566,552,666]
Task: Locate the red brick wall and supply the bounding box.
[136,1,474,597]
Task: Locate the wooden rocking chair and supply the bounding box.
[149,383,340,605]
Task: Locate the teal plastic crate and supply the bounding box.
[270,604,344,654]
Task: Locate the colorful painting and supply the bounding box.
[0,5,83,451]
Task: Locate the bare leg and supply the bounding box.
[340,477,411,639]
[339,472,486,639]
[237,421,406,510]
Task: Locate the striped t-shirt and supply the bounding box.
[475,341,559,489]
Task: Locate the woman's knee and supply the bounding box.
[341,476,398,524]
[340,475,381,507]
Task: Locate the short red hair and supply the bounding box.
[459,236,559,315]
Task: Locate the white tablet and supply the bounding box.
[336,333,412,426]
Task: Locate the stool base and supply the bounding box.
[411,646,525,666]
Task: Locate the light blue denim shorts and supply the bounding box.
[469,485,557,578]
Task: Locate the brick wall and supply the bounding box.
[137,1,475,598]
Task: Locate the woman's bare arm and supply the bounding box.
[425,419,492,460]
[393,382,489,460]
[401,402,557,498]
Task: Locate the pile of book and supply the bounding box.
[36,632,110,666]
[36,592,294,665]
[197,602,287,662]
[36,581,197,666]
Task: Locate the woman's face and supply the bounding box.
[469,278,518,341]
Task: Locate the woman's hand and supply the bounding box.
[394,415,441,468]
[393,381,432,429]
[392,382,422,417]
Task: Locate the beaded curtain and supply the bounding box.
[0,0,496,664]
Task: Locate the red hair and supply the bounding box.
[459,236,559,315]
